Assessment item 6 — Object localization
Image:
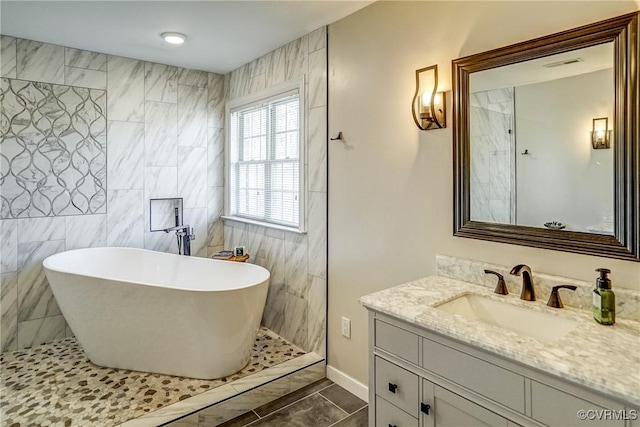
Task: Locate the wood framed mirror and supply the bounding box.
[452,12,639,261]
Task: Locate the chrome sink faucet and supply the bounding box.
[510,264,535,301]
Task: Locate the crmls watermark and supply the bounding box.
[577,409,638,421]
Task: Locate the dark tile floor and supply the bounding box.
[218,378,368,427]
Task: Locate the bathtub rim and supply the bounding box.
[43,247,270,293]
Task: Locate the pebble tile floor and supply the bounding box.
[0,327,304,426]
[211,378,367,427]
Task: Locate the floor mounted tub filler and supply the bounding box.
[43,247,270,380]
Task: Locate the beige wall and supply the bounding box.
[327,1,639,386]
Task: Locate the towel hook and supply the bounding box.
[330,132,344,141]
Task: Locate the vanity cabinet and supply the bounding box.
[369,312,635,427]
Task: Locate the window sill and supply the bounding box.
[221,216,307,235]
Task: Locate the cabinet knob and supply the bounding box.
[388,383,398,393]
[421,402,431,415]
[388,424,397,427]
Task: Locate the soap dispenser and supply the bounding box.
[593,268,615,325]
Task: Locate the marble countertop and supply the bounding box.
[360,276,640,406]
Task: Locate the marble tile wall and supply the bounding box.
[0,35,225,352]
[223,27,327,356]
[469,88,516,224]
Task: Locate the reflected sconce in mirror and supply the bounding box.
[591,117,612,149]
[412,65,446,130]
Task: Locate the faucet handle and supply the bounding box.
[547,285,577,309]
[484,269,508,295]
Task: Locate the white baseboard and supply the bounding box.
[326,365,369,403]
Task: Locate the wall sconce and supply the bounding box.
[591,117,612,149]
[412,65,446,130]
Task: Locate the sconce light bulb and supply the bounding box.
[422,91,431,106]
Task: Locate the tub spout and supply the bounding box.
[164,225,195,256]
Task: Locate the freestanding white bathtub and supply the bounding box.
[43,247,270,380]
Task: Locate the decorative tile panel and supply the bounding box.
[0,78,106,219]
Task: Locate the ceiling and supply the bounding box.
[0,1,373,74]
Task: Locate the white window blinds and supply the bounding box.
[228,87,303,230]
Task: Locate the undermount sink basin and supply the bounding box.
[436,294,579,342]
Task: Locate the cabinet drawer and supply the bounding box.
[376,396,418,427]
[375,357,419,417]
[531,381,625,427]
[422,338,525,413]
[375,320,419,365]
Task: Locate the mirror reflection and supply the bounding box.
[468,42,614,235]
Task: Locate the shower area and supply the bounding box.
[0,25,328,426]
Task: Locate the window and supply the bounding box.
[226,78,305,232]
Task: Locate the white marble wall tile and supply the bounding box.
[178,85,207,147]
[207,186,224,248]
[65,214,107,250]
[223,223,233,249]
[489,150,510,200]
[107,121,145,189]
[254,235,285,288]
[470,183,491,222]
[183,208,207,257]
[249,56,267,77]
[489,199,509,223]
[1,36,17,78]
[282,292,308,348]
[307,275,326,356]
[17,314,65,350]
[284,233,308,297]
[145,101,178,166]
[263,282,285,335]
[144,167,178,199]
[16,39,64,84]
[265,47,286,88]
[308,106,327,192]
[17,239,64,321]
[240,224,267,259]
[65,48,106,71]
[207,73,225,129]
[207,128,224,187]
[0,219,17,273]
[308,27,327,53]
[107,190,144,248]
[248,74,266,94]
[470,136,490,185]
[107,56,145,123]
[308,49,326,109]
[307,192,326,279]
[64,66,106,90]
[144,227,179,254]
[145,62,178,103]
[17,217,65,243]
[284,36,308,80]
[178,147,207,209]
[178,68,207,87]
[228,65,251,99]
[1,272,18,352]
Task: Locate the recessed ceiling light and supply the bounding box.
[161,32,187,45]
